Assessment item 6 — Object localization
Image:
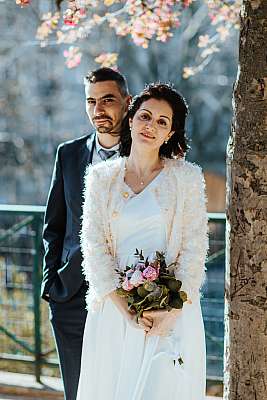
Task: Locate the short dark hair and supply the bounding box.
[120,82,189,159]
[84,67,129,97]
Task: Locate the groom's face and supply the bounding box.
[85,80,129,134]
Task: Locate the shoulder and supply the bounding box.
[90,157,124,177]
[84,157,125,187]
[165,158,204,182]
[57,133,93,154]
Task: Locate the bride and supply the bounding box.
[77,83,208,400]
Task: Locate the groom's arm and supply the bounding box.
[41,144,66,301]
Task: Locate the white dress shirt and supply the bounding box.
[91,134,120,165]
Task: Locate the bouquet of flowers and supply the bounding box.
[116,249,188,320]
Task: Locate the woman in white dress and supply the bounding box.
[77,83,208,400]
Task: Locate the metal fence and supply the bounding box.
[0,205,225,382]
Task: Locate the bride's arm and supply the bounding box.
[81,166,120,310]
[174,165,209,303]
[81,166,152,331]
[143,165,208,336]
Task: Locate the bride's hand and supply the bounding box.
[126,311,153,332]
[138,315,153,333]
[143,309,181,337]
[109,291,152,332]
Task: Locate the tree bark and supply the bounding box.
[224,1,267,399]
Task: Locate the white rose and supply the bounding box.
[129,270,144,287]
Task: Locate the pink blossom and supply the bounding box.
[95,52,118,68]
[63,46,82,68]
[142,266,159,281]
[16,0,30,6]
[79,8,87,16]
[122,278,134,291]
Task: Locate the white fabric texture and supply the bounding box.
[77,156,208,400]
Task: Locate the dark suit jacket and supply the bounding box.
[41,132,96,302]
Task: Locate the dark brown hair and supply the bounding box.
[84,67,129,97]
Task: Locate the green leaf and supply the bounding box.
[159,274,174,280]
[178,357,184,365]
[137,286,150,298]
[128,296,135,304]
[143,301,160,310]
[169,296,183,309]
[160,295,169,307]
[132,297,147,307]
[179,290,188,303]
[143,281,157,292]
[166,279,182,292]
[160,285,169,297]
[116,288,128,297]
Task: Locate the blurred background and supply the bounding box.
[0,0,238,396]
[0,0,238,210]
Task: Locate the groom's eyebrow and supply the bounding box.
[101,94,117,99]
[86,94,117,101]
[140,108,171,121]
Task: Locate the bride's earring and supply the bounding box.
[165,135,170,144]
[165,131,174,143]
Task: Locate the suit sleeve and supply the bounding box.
[80,166,119,311]
[175,166,209,303]
[41,145,66,300]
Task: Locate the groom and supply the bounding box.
[41,67,131,400]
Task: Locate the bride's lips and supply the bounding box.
[140,132,155,139]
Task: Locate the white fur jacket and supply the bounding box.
[81,157,209,311]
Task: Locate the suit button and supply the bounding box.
[122,191,129,199]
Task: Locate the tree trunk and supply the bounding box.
[224,1,267,399]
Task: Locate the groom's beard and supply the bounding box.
[95,120,122,136]
[93,116,114,134]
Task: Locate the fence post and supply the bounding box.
[32,214,42,383]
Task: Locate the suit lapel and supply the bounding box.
[79,132,96,189]
[86,132,96,165]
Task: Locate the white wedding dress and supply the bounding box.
[77,172,206,400]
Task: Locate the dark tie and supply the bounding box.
[98,149,117,161]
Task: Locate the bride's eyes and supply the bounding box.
[137,113,169,128]
[139,113,150,120]
[158,119,167,126]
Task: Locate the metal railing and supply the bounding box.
[0,204,47,382]
[0,205,226,383]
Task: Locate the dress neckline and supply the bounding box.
[123,163,165,196]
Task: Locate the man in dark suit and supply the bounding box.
[41,67,131,400]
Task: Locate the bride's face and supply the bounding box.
[129,98,174,153]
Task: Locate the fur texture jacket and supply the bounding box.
[81,156,209,311]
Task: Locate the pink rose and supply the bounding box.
[142,266,159,281]
[122,278,134,291]
[129,270,144,287]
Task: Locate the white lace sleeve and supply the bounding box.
[175,165,209,302]
[80,166,119,311]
